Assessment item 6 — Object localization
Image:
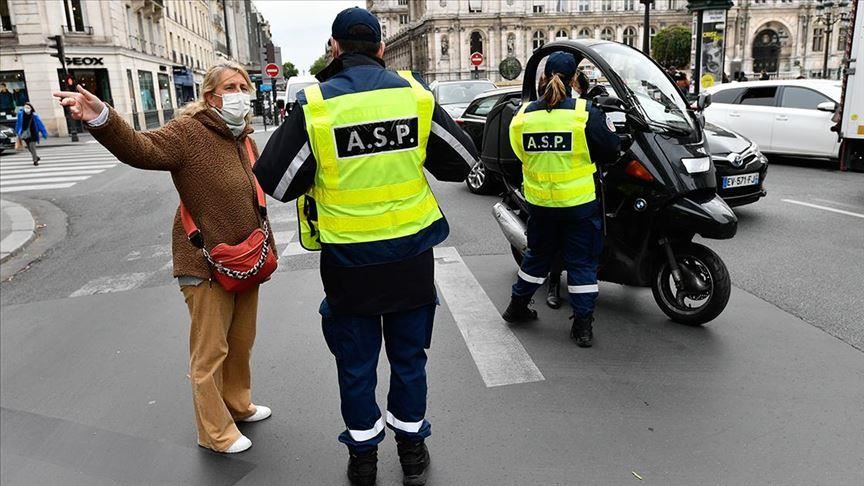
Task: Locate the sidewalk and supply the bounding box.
[33,132,96,147]
[0,199,35,263]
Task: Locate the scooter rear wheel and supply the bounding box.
[651,242,731,326]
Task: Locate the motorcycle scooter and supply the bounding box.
[486,40,737,325]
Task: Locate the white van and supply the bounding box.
[281,76,319,114]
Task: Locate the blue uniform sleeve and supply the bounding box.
[253,92,318,202]
[585,104,621,166]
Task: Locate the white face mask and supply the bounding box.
[23,107,32,114]
[214,92,251,126]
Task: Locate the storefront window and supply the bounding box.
[63,68,112,106]
[158,73,174,120]
[0,71,28,127]
[137,70,156,111]
[126,69,140,130]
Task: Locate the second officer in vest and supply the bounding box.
[253,8,477,486]
[502,52,620,347]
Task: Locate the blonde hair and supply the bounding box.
[539,73,568,109]
[176,61,254,124]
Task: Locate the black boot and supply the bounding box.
[545,277,561,309]
[347,447,378,486]
[569,314,594,347]
[502,295,538,322]
[397,439,430,486]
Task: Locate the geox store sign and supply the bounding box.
[65,57,105,66]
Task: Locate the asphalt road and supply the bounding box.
[1,132,863,485]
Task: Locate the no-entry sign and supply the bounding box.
[265,63,280,78]
[470,52,483,66]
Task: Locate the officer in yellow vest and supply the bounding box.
[502,53,620,348]
[253,8,477,486]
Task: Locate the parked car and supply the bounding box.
[429,79,497,118]
[0,127,15,155]
[458,86,767,206]
[704,79,842,159]
[281,76,319,114]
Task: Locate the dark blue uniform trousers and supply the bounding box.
[320,299,435,452]
[512,200,603,317]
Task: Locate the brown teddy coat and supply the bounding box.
[87,107,275,280]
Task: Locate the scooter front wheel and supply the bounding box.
[651,242,731,326]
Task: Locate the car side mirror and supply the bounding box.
[595,95,627,113]
[696,92,712,111]
[817,101,836,112]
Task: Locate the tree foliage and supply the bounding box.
[652,26,692,69]
[283,61,299,79]
[309,54,329,76]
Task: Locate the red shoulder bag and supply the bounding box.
[179,138,277,293]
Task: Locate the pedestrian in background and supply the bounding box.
[502,52,620,347]
[254,7,477,485]
[53,61,274,454]
[15,102,48,166]
[760,70,770,81]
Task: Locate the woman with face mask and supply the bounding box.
[53,62,275,454]
[15,102,48,165]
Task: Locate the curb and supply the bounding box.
[0,199,36,263]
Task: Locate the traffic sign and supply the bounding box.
[265,63,280,78]
[470,52,483,66]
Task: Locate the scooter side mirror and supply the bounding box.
[696,92,712,111]
[595,95,627,113]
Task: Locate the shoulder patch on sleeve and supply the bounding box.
[605,114,616,133]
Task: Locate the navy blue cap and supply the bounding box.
[544,52,577,79]
[332,7,381,43]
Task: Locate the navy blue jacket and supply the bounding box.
[254,54,478,315]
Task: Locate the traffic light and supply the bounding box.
[49,35,67,71]
[64,73,75,88]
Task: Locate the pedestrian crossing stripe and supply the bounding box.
[0,182,77,193]
[0,176,92,186]
[1,164,117,173]
[1,170,106,179]
[0,158,118,166]
[0,146,120,193]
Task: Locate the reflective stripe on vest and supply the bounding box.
[510,98,597,208]
[299,71,442,245]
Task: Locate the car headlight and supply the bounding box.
[682,156,711,174]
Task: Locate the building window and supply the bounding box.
[0,71,28,120]
[382,24,387,39]
[601,0,613,11]
[533,2,544,14]
[470,31,484,55]
[600,27,614,41]
[137,70,156,111]
[837,26,847,51]
[623,27,637,46]
[667,0,678,8]
[812,28,824,52]
[624,0,635,11]
[399,14,408,25]
[468,0,482,13]
[0,0,13,32]
[158,73,173,112]
[533,30,546,50]
[556,29,568,40]
[577,27,592,39]
[650,26,657,49]
[556,0,567,13]
[577,0,590,12]
[398,0,408,5]
[63,0,86,32]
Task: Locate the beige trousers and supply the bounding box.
[181,281,259,451]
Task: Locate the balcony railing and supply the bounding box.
[63,25,93,35]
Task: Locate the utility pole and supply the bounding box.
[49,35,78,142]
[815,0,851,79]
[640,0,655,55]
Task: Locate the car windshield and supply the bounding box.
[438,82,496,105]
[592,43,694,132]
[288,82,316,101]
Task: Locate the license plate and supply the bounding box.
[722,173,759,188]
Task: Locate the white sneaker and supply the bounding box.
[237,404,272,423]
[223,435,252,454]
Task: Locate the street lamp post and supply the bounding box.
[815,0,850,79]
[640,0,655,55]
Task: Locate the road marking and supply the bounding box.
[433,246,544,388]
[273,230,295,244]
[0,176,91,186]
[812,198,864,211]
[0,169,105,179]
[69,272,152,298]
[0,163,117,172]
[0,156,117,165]
[281,242,309,257]
[0,182,77,193]
[782,199,864,219]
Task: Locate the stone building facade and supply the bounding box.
[0,0,278,136]
[368,0,853,83]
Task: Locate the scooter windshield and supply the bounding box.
[592,43,695,135]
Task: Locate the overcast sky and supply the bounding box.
[254,0,359,75]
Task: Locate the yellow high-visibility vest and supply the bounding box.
[509,98,597,208]
[297,71,442,249]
